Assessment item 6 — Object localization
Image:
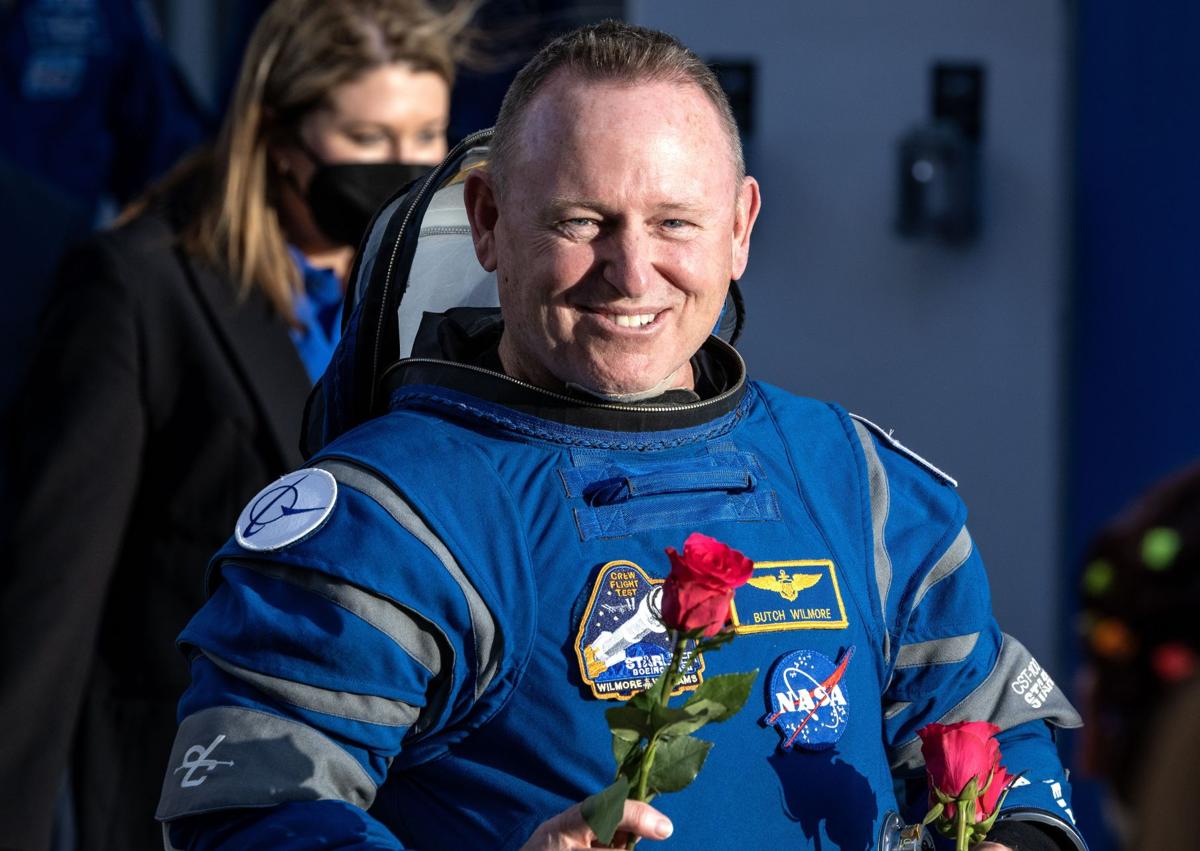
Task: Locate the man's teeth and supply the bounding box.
[610,313,657,328]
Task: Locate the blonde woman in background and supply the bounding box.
[0,2,472,848]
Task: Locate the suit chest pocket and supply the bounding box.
[561,446,781,541]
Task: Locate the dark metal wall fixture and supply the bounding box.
[895,62,986,246]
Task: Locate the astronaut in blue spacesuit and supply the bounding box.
[156,22,1087,851]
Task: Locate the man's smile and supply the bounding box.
[575,306,669,333]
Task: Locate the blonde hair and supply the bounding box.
[183,0,474,323]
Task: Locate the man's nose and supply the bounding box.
[600,227,654,297]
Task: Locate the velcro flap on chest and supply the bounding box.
[561,444,779,540]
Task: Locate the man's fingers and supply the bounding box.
[518,800,672,850]
[615,800,673,841]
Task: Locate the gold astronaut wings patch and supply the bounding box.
[729,560,849,633]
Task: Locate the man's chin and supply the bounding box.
[563,363,692,403]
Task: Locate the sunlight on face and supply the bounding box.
[486,74,759,397]
[301,63,450,167]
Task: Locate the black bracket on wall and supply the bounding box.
[895,62,986,246]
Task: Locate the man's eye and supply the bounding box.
[559,218,599,235]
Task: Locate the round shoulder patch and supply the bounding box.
[235,468,338,552]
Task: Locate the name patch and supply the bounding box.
[730,560,849,633]
[574,561,704,701]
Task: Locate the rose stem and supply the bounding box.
[955,795,970,851]
[627,630,688,850]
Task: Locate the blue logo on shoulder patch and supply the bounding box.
[574,561,704,701]
[234,468,337,552]
[762,646,853,751]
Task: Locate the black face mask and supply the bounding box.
[305,161,432,247]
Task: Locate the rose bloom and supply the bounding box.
[661,533,753,637]
[918,720,1011,819]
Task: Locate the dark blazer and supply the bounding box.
[0,202,312,850]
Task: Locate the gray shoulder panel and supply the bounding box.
[156,706,377,821]
[889,633,1083,771]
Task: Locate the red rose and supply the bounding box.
[660,533,754,637]
[977,763,1014,820]
[918,721,1004,818]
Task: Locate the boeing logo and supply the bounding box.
[173,734,234,788]
[242,473,326,539]
[234,468,338,552]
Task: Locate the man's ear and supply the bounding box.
[730,175,761,281]
[464,169,500,272]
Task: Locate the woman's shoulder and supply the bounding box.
[63,201,204,309]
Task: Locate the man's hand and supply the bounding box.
[521,799,673,850]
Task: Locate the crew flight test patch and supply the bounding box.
[730,560,849,633]
[575,560,704,701]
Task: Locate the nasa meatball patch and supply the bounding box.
[234,468,338,551]
[574,560,704,701]
[762,646,853,751]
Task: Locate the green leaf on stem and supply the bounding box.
[581,775,631,845]
[647,735,713,794]
[682,670,758,722]
[628,686,655,713]
[612,731,638,767]
[606,705,652,741]
[616,742,644,783]
[920,801,944,826]
[652,699,725,738]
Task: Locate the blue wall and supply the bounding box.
[1068,2,1200,846]
[1070,3,1200,571]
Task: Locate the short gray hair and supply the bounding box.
[488,20,743,195]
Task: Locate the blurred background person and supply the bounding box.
[0,0,210,488]
[1077,464,1200,849]
[0,1,473,848]
[0,0,209,220]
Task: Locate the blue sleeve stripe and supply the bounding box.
[911,527,973,610]
[230,560,451,679]
[850,419,894,663]
[318,458,502,701]
[202,650,419,728]
[894,631,981,669]
[156,705,377,822]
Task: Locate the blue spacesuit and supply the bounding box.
[157,332,1086,850]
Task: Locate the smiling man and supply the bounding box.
[468,62,757,403]
[157,22,1087,851]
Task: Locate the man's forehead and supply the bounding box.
[512,71,736,179]
[527,70,716,126]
